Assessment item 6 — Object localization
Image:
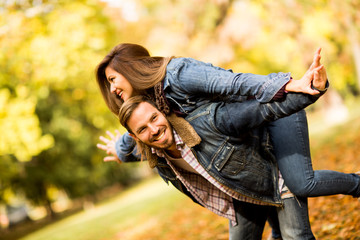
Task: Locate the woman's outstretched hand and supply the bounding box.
[97,130,122,163]
[285,47,328,94]
[312,64,328,91]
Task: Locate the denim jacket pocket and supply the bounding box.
[213,141,246,175]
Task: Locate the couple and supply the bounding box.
[96,43,360,239]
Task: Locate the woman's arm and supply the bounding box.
[166,49,325,104]
[213,67,328,136]
[285,48,328,93]
[166,58,290,103]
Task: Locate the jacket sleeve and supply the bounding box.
[115,132,141,162]
[214,90,327,137]
[166,58,290,103]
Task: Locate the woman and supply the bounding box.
[96,43,360,199]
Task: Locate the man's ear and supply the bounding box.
[129,132,139,141]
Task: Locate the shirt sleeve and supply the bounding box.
[167,58,291,103]
[115,132,141,162]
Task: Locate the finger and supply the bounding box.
[103,156,116,162]
[314,65,323,72]
[104,156,121,163]
[97,143,107,151]
[314,70,320,82]
[309,47,321,65]
[304,69,315,80]
[106,130,115,140]
[310,52,321,70]
[318,64,326,74]
[313,48,321,61]
[308,89,320,95]
[99,135,110,144]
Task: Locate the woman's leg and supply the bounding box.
[277,196,315,240]
[268,110,360,197]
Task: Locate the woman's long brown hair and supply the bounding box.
[96,43,173,115]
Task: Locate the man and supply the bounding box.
[106,85,326,239]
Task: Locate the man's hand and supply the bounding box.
[97,130,121,163]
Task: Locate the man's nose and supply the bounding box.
[149,124,159,134]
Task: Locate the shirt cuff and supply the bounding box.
[272,83,288,101]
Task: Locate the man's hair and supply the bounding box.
[118,95,160,167]
[95,43,173,116]
[118,95,158,133]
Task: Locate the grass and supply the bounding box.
[20,177,190,240]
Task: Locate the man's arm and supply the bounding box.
[97,130,141,163]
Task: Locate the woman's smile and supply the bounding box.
[117,90,123,98]
[105,66,135,101]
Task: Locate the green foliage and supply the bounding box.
[0,88,54,162]
[0,0,136,208]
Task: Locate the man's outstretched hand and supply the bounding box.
[97,130,121,163]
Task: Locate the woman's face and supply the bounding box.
[105,66,137,101]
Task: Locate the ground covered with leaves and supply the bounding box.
[307,118,360,239]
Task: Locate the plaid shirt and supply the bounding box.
[153,130,276,226]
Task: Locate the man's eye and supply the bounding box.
[152,115,157,121]
[138,127,146,134]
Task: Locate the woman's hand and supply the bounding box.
[312,64,327,91]
[97,130,122,163]
[285,48,328,94]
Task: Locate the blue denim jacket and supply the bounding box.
[115,91,323,206]
[163,57,291,114]
[115,57,291,163]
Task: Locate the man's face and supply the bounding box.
[127,102,175,150]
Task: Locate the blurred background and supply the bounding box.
[0,0,359,239]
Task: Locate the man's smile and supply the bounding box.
[153,129,165,142]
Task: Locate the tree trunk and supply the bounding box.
[44,198,56,220]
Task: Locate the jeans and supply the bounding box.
[268,110,360,197]
[229,197,315,240]
[276,197,315,240]
[267,208,282,239]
